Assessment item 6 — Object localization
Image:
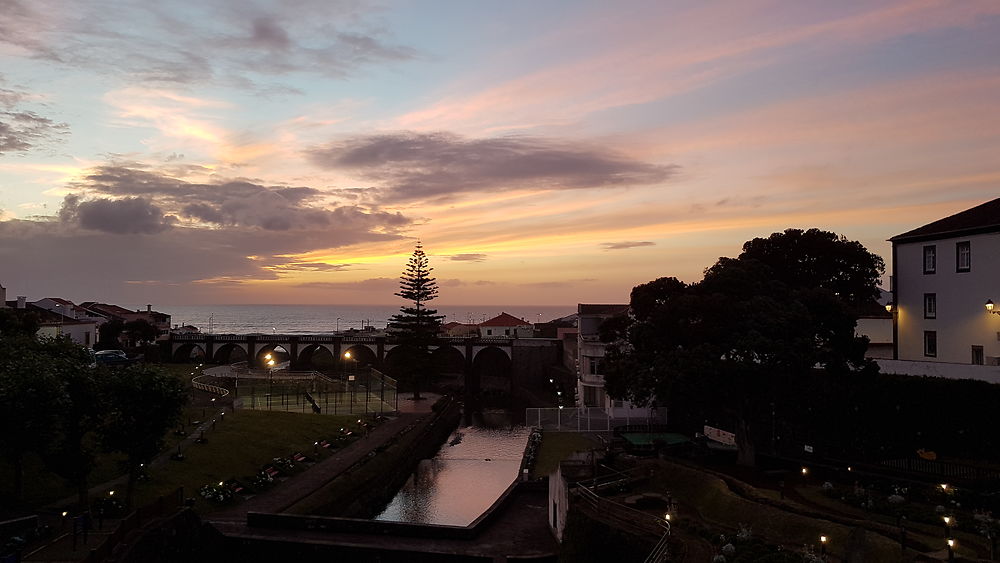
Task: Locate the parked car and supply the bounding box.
[94,349,135,366]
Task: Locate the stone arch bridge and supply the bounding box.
[170,333,561,397]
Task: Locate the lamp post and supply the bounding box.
[943,515,952,538]
[55,303,64,336]
[987,300,999,315]
[947,538,955,562]
[819,535,828,556]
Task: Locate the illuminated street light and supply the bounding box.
[820,535,828,555]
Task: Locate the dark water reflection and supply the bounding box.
[374,425,529,526]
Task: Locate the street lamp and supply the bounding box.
[885,301,895,313]
[947,538,955,562]
[987,300,999,315]
[819,535,828,555]
[942,515,957,539]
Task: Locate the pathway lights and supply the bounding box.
[820,535,828,555]
[801,467,809,476]
[947,538,956,562]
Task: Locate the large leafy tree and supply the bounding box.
[99,365,187,508]
[124,318,159,347]
[38,337,104,509]
[389,242,444,400]
[97,319,125,350]
[603,229,883,466]
[0,339,62,502]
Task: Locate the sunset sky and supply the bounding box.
[1,0,998,306]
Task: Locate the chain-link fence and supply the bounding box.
[525,407,667,432]
[234,368,397,415]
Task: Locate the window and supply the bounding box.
[923,293,936,319]
[486,329,493,336]
[923,245,936,274]
[956,241,971,272]
[583,385,599,406]
[588,357,604,375]
[972,345,984,365]
[504,328,510,336]
[924,331,937,357]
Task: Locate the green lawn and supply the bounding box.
[134,409,364,512]
[531,432,600,478]
[0,360,372,515]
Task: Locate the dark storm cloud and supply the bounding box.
[0,1,416,89]
[601,241,656,250]
[0,162,412,300]
[449,253,487,262]
[307,131,678,203]
[60,195,174,234]
[73,165,408,232]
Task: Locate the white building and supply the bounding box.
[575,304,660,419]
[479,312,533,338]
[889,198,1000,365]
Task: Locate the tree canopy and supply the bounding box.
[602,229,884,465]
[389,242,444,399]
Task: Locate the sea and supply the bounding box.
[130,304,576,335]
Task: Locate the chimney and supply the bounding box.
[147,304,152,313]
[17,296,26,309]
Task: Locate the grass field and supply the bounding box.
[133,409,364,512]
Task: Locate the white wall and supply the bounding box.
[895,232,1000,364]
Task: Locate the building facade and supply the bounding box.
[890,198,1000,365]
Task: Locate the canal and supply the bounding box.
[374,420,530,526]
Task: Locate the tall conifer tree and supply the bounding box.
[390,242,444,399]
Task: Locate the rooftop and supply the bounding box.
[479,312,532,327]
[890,198,1000,243]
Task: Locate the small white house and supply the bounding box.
[479,312,533,338]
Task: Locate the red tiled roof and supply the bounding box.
[479,312,532,327]
[891,198,1000,242]
[578,304,629,315]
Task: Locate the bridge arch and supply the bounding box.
[342,344,377,368]
[213,342,248,365]
[172,343,207,363]
[298,343,337,371]
[472,346,512,392]
[255,343,290,369]
[432,345,466,376]
[383,344,420,379]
